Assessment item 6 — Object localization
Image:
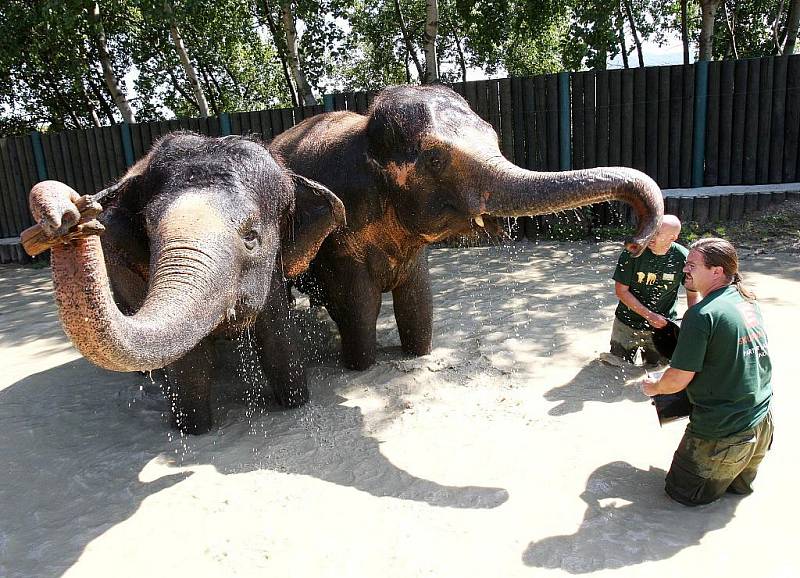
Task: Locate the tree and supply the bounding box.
[423,0,440,82]
[88,2,136,123]
[163,0,211,116]
[698,0,722,60]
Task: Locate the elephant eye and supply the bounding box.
[242,229,260,251]
[424,148,448,171]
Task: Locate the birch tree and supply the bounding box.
[163,0,210,116]
[698,0,722,60]
[280,0,316,106]
[88,2,135,123]
[423,0,439,83]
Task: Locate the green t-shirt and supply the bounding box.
[613,243,689,330]
[670,285,772,440]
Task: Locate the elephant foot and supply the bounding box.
[342,354,374,371]
[273,383,310,408]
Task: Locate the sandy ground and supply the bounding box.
[1,239,798,578]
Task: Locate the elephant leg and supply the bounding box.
[326,267,382,370]
[392,250,433,356]
[254,273,308,408]
[163,338,215,435]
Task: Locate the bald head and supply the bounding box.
[648,214,682,255]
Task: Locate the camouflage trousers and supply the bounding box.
[609,317,667,365]
[665,411,774,506]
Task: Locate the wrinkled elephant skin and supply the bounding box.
[271,85,664,370]
[29,132,344,434]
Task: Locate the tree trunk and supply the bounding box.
[785,0,800,54]
[722,0,739,59]
[394,0,424,81]
[88,2,136,123]
[164,1,210,117]
[452,26,467,82]
[280,0,316,106]
[622,0,645,66]
[262,1,298,107]
[616,6,630,69]
[681,0,690,64]
[423,0,439,83]
[698,0,722,61]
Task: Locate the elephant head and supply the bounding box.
[364,84,662,252]
[29,132,344,373]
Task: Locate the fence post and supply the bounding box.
[323,94,334,112]
[29,131,48,181]
[558,72,572,171]
[120,122,135,168]
[692,60,709,187]
[219,113,231,136]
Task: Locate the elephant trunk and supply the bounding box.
[50,195,236,372]
[481,158,664,254]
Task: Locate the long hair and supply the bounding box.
[690,237,756,301]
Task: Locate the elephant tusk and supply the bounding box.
[474,215,485,228]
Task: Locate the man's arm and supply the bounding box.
[615,282,668,328]
[641,367,695,396]
[686,289,700,308]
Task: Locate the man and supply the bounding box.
[610,214,699,365]
[642,238,773,506]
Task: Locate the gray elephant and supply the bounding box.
[28,132,344,434]
[271,84,663,370]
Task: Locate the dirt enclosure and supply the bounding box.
[1,238,798,577]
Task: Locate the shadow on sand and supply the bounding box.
[521,461,740,573]
[0,352,508,578]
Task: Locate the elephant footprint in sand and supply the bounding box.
[271,84,664,370]
[28,132,344,434]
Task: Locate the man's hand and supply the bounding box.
[645,312,668,329]
[640,377,661,396]
[639,367,695,396]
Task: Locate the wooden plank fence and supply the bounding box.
[2,55,800,263]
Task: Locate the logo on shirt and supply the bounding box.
[636,272,658,285]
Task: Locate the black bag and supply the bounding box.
[651,319,692,425]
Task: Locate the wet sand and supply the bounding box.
[1,240,798,577]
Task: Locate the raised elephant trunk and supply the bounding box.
[47,188,236,373]
[481,157,663,255]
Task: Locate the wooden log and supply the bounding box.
[729,59,748,185]
[773,191,786,203]
[476,80,489,122]
[718,59,735,184]
[499,78,514,160]
[744,192,759,214]
[527,77,541,169]
[668,66,682,187]
[729,193,745,220]
[645,66,659,180]
[608,69,622,166]
[511,77,525,167]
[678,196,694,222]
[596,70,609,167]
[633,67,646,172]
[756,57,773,183]
[665,196,680,216]
[584,71,596,168]
[709,195,721,222]
[572,72,585,169]
[693,195,710,224]
[620,69,634,168]
[743,58,760,184]
[757,191,772,211]
[680,63,695,188]
[719,194,731,221]
[546,74,560,170]
[657,66,670,187]
[705,61,721,185]
[769,56,787,182]
[533,76,547,170]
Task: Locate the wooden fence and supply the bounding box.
[2,54,799,263]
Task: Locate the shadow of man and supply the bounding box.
[522,461,740,573]
[544,359,646,416]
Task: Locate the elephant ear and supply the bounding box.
[281,174,346,278]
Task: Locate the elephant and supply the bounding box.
[270,84,663,370]
[28,131,345,434]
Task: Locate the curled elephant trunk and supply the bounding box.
[48,190,236,373]
[481,158,664,255]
